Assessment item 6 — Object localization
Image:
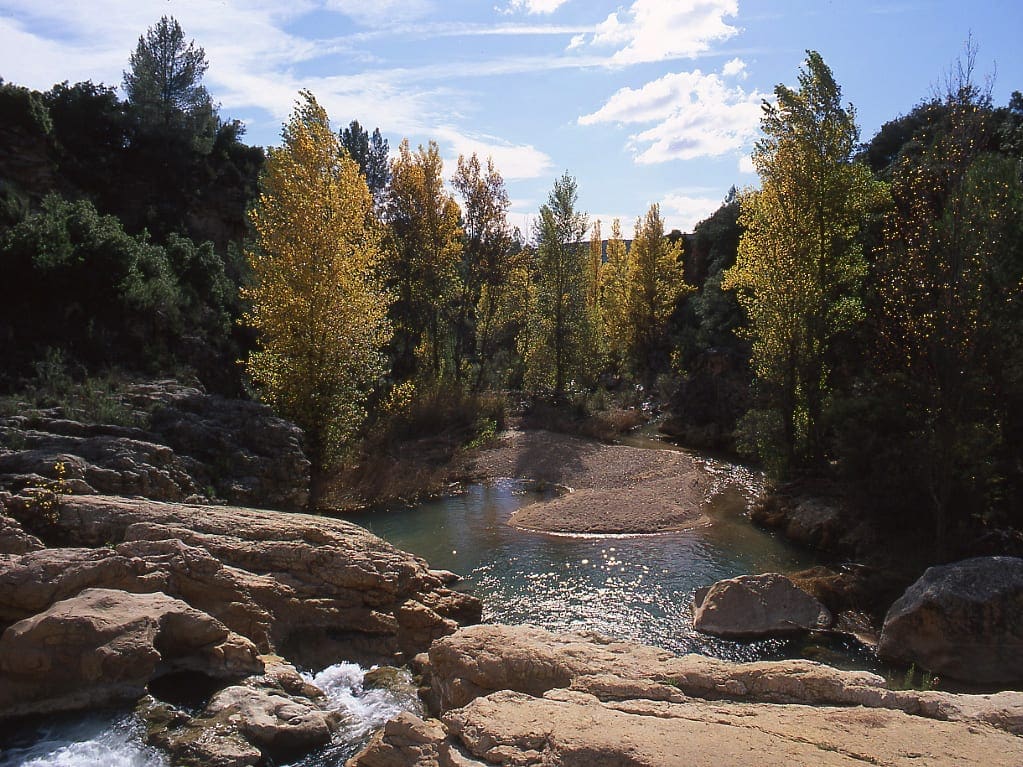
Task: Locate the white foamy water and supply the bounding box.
[0,713,168,767]
[307,662,422,740]
[0,663,420,767]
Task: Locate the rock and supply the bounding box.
[879,556,1023,683]
[0,494,482,668]
[750,486,877,557]
[422,624,1023,733]
[146,389,309,512]
[0,380,310,512]
[352,688,1023,767]
[692,573,832,638]
[0,588,262,718]
[0,509,43,553]
[148,685,340,766]
[353,625,1023,766]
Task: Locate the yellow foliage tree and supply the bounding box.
[722,52,886,471]
[626,204,689,384]
[384,139,463,380]
[599,217,632,372]
[243,91,390,467]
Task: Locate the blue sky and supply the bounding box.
[2,0,1021,235]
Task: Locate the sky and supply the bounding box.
[2,0,1022,236]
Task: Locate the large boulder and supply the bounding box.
[0,494,482,668]
[692,573,832,638]
[879,556,1023,684]
[145,685,341,766]
[0,509,43,553]
[0,588,262,718]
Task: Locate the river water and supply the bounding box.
[0,433,877,765]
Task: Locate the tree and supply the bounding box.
[384,139,463,380]
[340,120,390,207]
[243,91,390,469]
[122,16,215,147]
[722,51,886,473]
[599,218,631,373]
[450,152,516,387]
[873,54,1023,550]
[626,203,689,385]
[522,172,593,399]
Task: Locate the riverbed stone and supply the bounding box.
[692,572,833,638]
[0,493,482,668]
[0,587,262,719]
[878,556,1023,684]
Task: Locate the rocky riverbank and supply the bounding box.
[350,624,1023,766]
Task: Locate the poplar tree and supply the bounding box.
[627,203,688,385]
[451,152,516,387]
[522,172,593,399]
[384,140,463,380]
[243,91,390,468]
[722,51,885,472]
[599,217,632,373]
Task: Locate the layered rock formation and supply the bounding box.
[0,380,310,511]
[879,556,1023,683]
[352,624,1023,767]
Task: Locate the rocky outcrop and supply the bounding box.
[692,573,832,638]
[879,556,1023,684]
[0,509,43,553]
[0,494,481,670]
[0,380,309,511]
[750,486,878,558]
[0,588,262,718]
[352,625,1023,767]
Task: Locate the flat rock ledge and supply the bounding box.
[351,624,1023,767]
[0,493,481,721]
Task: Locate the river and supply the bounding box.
[0,432,878,766]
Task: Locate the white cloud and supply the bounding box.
[722,57,747,78]
[579,66,765,163]
[326,0,433,26]
[435,126,553,181]
[738,154,756,174]
[502,0,571,15]
[660,192,723,232]
[574,0,740,65]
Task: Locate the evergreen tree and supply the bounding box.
[340,120,390,207]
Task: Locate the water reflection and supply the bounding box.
[353,475,850,664]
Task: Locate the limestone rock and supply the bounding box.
[149,685,340,766]
[353,689,1023,767]
[0,380,310,512]
[0,588,262,718]
[879,556,1023,683]
[422,624,1023,734]
[0,509,43,553]
[692,573,832,638]
[1,494,482,668]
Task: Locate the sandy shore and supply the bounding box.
[461,429,712,534]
